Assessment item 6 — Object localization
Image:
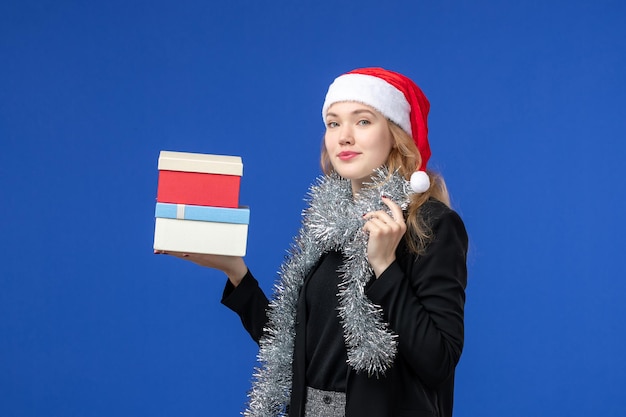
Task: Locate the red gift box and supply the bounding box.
[156,151,243,208]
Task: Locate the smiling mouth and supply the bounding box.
[338,152,359,160]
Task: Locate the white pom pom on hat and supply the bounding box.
[323,67,432,193]
[410,171,430,193]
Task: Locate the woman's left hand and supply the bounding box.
[363,196,407,278]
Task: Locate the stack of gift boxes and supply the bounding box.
[153,150,249,256]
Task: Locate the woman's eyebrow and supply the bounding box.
[326,109,377,118]
[351,109,376,116]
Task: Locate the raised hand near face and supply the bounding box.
[362,196,407,278]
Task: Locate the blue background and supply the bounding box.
[1,1,625,416]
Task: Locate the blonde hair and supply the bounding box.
[320,121,451,254]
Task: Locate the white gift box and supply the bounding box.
[153,217,248,257]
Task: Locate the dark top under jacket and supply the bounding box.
[221,199,468,417]
[304,250,348,392]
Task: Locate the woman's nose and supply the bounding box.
[339,127,354,145]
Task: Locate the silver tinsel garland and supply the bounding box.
[244,169,413,417]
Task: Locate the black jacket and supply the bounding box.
[222,199,468,417]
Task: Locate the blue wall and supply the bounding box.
[1,1,625,416]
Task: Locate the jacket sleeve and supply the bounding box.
[365,208,468,388]
[221,270,270,344]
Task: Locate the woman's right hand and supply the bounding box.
[154,250,248,287]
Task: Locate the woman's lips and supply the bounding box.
[338,151,360,161]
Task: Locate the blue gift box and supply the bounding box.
[154,202,250,224]
[153,203,250,256]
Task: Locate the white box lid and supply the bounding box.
[158,151,243,176]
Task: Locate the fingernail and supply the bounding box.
[381,195,388,199]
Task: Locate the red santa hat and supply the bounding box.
[322,67,431,193]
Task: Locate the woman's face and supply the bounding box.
[324,101,394,193]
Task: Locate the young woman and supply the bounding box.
[159,67,468,417]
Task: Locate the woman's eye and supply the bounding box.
[327,121,339,128]
[357,119,371,126]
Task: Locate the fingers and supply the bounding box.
[363,212,405,235]
[362,197,405,226]
[381,195,405,223]
[154,250,190,258]
[363,213,397,229]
